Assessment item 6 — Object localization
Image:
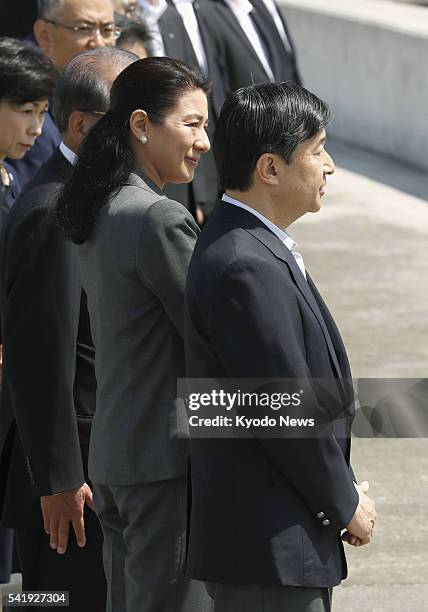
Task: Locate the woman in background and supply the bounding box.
[0,37,57,225]
[54,57,211,612]
[0,36,56,586]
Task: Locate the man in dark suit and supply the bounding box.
[184,83,377,611]
[7,0,117,189]
[0,47,136,610]
[212,0,301,90]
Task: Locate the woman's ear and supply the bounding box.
[129,109,149,142]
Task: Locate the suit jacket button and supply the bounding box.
[322,519,331,527]
[168,32,175,39]
[317,512,325,520]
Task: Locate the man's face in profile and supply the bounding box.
[276,128,335,218]
[36,0,116,71]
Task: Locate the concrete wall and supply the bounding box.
[279,0,428,171]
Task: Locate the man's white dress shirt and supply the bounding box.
[59,141,78,166]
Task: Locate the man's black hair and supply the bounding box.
[213,82,331,191]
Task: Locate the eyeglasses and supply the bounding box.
[43,19,121,41]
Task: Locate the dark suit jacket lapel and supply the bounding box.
[214,202,345,387]
[217,0,270,80]
[307,275,351,378]
[246,4,281,76]
[248,0,301,84]
[159,6,199,67]
[249,0,288,52]
[306,273,354,417]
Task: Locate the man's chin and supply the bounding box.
[311,197,322,213]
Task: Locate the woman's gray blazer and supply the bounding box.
[78,171,199,485]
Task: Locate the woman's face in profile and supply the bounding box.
[0,99,48,160]
[140,88,210,188]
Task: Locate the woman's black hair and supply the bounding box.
[54,56,210,244]
[0,37,58,104]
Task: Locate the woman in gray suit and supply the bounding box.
[54,57,211,612]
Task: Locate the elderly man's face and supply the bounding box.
[35,0,116,71]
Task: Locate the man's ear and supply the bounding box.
[68,111,95,147]
[255,153,280,186]
[34,19,53,56]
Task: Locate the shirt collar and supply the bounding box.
[221,193,297,251]
[59,141,78,166]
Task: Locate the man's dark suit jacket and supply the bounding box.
[0,149,95,528]
[249,0,301,83]
[212,0,301,90]
[184,202,359,587]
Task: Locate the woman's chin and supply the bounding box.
[165,168,195,184]
[175,173,194,184]
[7,151,25,160]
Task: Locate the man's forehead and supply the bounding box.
[312,128,326,143]
[60,0,114,21]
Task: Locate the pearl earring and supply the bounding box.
[140,135,148,144]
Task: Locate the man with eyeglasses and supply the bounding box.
[7,0,118,190]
